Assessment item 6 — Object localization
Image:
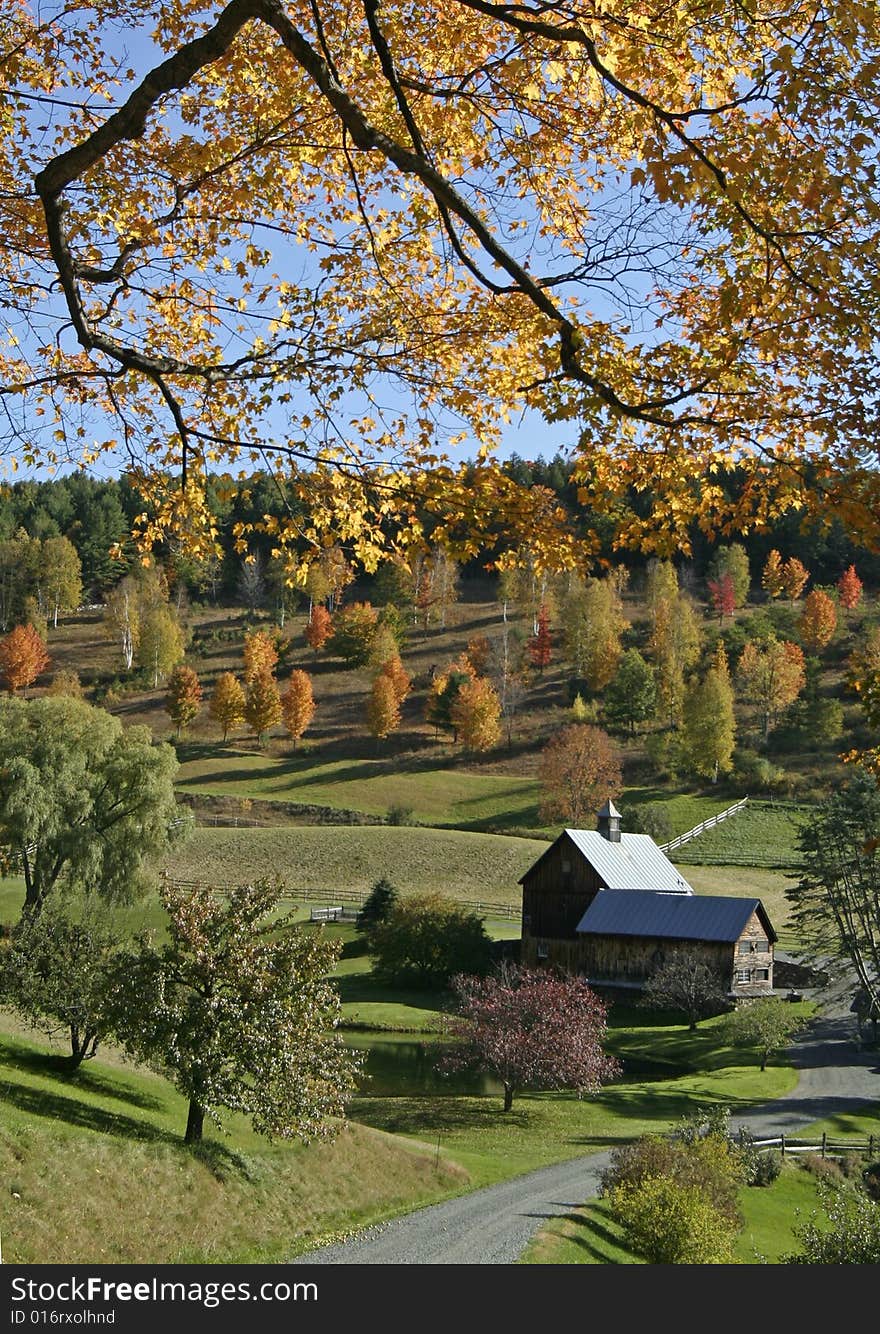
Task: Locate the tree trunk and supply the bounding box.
[503,1083,514,1112]
[185,1100,205,1143]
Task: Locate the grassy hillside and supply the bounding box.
[163,824,547,905]
[0,1027,467,1265]
[176,748,544,831]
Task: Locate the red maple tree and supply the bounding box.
[837,565,863,612]
[305,604,332,653]
[527,604,553,674]
[707,573,736,623]
[439,964,621,1112]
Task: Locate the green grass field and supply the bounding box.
[162,824,545,905]
[0,1026,468,1265]
[176,747,545,830]
[673,802,807,868]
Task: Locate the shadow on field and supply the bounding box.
[352,1095,530,1135]
[0,1044,164,1112]
[0,1078,176,1143]
[554,1211,626,1263]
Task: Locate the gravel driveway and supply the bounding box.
[292,997,879,1266]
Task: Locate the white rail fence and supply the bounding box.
[660,797,750,854]
[739,1131,877,1160]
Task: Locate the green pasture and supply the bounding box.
[162,824,543,905]
[176,747,544,830]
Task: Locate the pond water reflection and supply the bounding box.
[345,1034,502,1098]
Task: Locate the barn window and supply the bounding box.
[735,968,751,983]
[754,938,768,952]
[561,859,571,874]
[537,944,549,960]
[756,969,770,981]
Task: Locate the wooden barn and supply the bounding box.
[520,801,776,997]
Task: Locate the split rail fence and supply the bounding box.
[739,1131,877,1160]
[164,877,521,921]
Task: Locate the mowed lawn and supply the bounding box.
[163,825,547,905]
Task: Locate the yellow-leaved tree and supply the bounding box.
[1,1,878,576]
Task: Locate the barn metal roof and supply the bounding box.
[576,890,776,943]
[563,830,695,895]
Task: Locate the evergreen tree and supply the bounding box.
[356,877,399,936]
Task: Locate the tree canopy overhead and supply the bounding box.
[4,2,880,565]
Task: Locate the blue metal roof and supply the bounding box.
[576,890,776,943]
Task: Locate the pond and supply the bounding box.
[345,1033,503,1098]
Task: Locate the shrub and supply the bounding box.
[783,1185,880,1264]
[863,1163,880,1202]
[386,804,415,826]
[619,801,673,843]
[801,1153,845,1185]
[601,1119,745,1228]
[750,1150,783,1187]
[607,1176,737,1264]
[369,892,492,989]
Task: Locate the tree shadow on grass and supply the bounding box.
[0,1075,263,1181]
[0,1044,165,1112]
[551,1210,629,1264]
[0,1077,177,1143]
[352,1095,529,1136]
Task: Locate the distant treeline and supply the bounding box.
[2,458,878,601]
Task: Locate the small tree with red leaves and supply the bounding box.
[837,565,863,612]
[527,603,553,674]
[707,573,736,624]
[440,965,620,1112]
[305,604,332,654]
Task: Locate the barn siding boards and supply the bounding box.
[518,822,776,997]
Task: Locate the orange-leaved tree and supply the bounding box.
[736,638,806,737]
[449,676,502,753]
[799,589,837,653]
[367,674,401,744]
[0,624,50,694]
[244,670,282,746]
[305,605,333,654]
[243,630,279,683]
[781,558,810,605]
[4,2,880,575]
[762,551,786,601]
[281,670,315,749]
[837,565,863,613]
[539,725,622,826]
